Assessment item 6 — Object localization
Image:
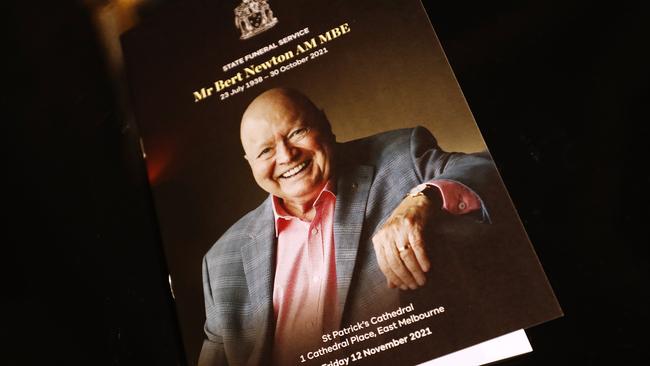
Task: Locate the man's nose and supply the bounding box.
[275,140,297,164]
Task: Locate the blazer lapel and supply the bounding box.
[334,164,374,325]
[240,198,275,365]
[237,165,375,356]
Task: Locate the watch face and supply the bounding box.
[409,183,427,196]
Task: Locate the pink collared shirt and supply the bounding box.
[271,183,338,366]
[270,180,481,365]
[429,179,483,215]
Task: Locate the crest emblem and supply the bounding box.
[234,0,278,40]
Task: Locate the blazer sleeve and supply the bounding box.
[198,256,229,366]
[409,126,502,223]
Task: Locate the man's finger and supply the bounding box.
[383,235,418,289]
[373,236,403,288]
[398,244,426,287]
[408,231,431,273]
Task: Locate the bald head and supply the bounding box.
[239,88,335,210]
[240,88,331,146]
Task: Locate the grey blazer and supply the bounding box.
[199,127,499,366]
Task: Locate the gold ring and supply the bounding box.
[398,243,410,252]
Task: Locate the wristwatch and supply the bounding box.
[406,183,442,206]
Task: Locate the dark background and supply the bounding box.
[5,0,647,365]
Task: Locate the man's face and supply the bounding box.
[240,95,333,206]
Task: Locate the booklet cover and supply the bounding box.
[121,1,562,365]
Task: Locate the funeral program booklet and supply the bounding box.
[121,1,562,365]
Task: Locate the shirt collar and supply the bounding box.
[271,180,336,237]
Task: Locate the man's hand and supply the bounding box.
[372,191,442,290]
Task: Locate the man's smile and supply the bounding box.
[278,159,312,179]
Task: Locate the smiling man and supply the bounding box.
[199,88,499,366]
[239,89,335,221]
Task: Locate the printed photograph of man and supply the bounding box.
[198,87,500,366]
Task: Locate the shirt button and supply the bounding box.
[458,201,467,210]
[312,227,319,235]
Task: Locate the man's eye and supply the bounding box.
[289,127,309,140]
[257,147,272,158]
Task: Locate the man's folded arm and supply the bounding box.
[199,256,229,366]
[409,125,500,222]
[371,126,502,289]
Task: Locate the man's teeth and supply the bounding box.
[281,161,309,178]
